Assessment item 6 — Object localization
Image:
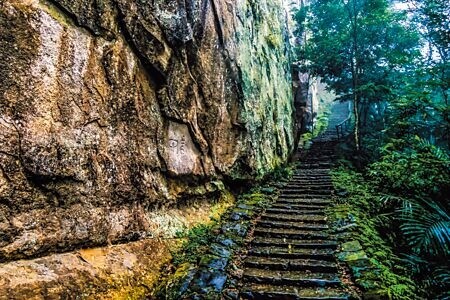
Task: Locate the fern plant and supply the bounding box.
[396,198,450,299]
[398,199,450,258]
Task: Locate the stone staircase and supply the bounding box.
[238,102,353,299]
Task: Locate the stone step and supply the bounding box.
[283,185,333,191]
[288,180,332,185]
[243,268,340,287]
[293,175,331,179]
[253,228,331,240]
[290,180,331,184]
[299,163,333,166]
[256,220,329,231]
[251,237,338,249]
[293,171,331,174]
[300,161,333,165]
[301,152,335,156]
[265,208,325,215]
[294,170,331,174]
[288,179,333,187]
[275,199,331,206]
[299,159,333,164]
[278,194,331,200]
[240,284,349,300]
[271,203,328,210]
[261,213,327,223]
[301,155,335,158]
[244,257,338,273]
[248,247,335,260]
[281,190,332,196]
[298,164,333,169]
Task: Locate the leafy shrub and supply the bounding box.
[368,136,450,200]
[365,136,450,299]
[331,167,417,299]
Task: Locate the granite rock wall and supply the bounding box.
[0,0,294,261]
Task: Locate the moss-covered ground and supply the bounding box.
[329,166,417,299]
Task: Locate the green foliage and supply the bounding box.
[364,136,450,298]
[270,164,294,181]
[313,109,330,136]
[293,0,420,150]
[331,167,417,299]
[398,199,450,258]
[368,136,450,199]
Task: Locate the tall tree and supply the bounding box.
[295,0,419,151]
[408,0,450,146]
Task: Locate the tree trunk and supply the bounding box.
[350,0,360,152]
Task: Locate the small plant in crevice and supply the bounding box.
[270,164,294,181]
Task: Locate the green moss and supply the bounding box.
[156,185,276,298]
[330,166,417,300]
[265,34,282,48]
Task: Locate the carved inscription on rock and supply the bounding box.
[166,122,202,175]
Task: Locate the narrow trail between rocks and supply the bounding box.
[238,102,354,299]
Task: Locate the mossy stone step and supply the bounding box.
[301,155,337,159]
[243,268,340,287]
[244,256,338,272]
[285,183,333,187]
[297,164,332,174]
[294,171,331,175]
[240,284,349,300]
[292,176,331,180]
[264,208,325,215]
[261,213,327,223]
[251,237,338,249]
[275,196,332,206]
[271,203,328,210]
[283,185,333,191]
[300,160,334,165]
[278,194,331,200]
[253,228,331,240]
[281,190,332,196]
[292,173,331,176]
[287,178,332,182]
[288,180,332,184]
[256,220,329,230]
[248,246,335,260]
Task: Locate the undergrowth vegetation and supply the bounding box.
[332,167,417,299]
[334,135,450,299]
[365,137,450,299]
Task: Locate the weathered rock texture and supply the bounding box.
[0,238,179,300]
[0,0,294,261]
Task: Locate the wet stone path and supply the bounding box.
[238,102,353,299]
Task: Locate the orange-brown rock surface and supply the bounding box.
[0,0,294,263]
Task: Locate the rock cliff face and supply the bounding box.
[0,0,294,261]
